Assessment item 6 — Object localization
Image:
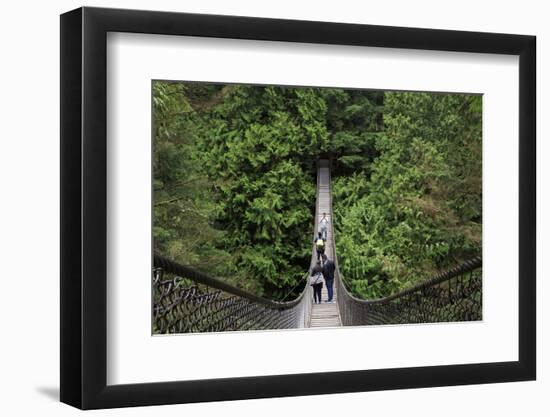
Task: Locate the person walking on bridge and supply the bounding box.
[322,254,335,303]
[315,232,325,262]
[319,212,329,242]
[310,261,324,304]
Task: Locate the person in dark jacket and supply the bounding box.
[310,261,324,304]
[322,254,336,302]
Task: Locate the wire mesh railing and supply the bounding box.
[336,257,482,326]
[153,255,312,333]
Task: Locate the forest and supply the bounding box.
[153,81,482,301]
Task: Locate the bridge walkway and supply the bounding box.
[309,161,342,328]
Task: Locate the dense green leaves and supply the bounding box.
[333,92,482,299]
[153,82,481,301]
[200,86,325,297]
[153,82,236,281]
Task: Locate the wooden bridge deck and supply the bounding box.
[309,163,342,328]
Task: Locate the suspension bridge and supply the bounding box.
[153,160,482,333]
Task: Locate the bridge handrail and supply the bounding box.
[154,254,309,310]
[335,256,482,306]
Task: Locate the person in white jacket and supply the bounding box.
[319,212,329,242]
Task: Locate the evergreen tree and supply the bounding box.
[153,82,482,301]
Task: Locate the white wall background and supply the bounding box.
[0,0,546,415]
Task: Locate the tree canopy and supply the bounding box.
[153,81,482,300]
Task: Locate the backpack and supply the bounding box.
[316,238,325,250]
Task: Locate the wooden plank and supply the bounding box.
[308,163,342,328]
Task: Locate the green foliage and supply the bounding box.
[153,81,482,302]
[333,92,482,299]
[322,89,384,176]
[201,86,324,297]
[153,81,236,281]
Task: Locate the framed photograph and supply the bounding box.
[60,6,536,409]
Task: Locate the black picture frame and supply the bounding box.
[60,6,536,410]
